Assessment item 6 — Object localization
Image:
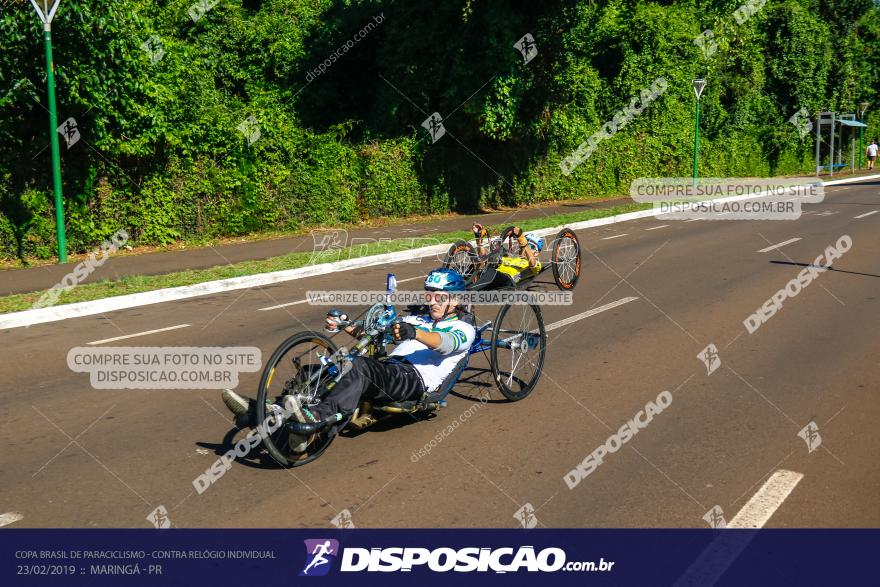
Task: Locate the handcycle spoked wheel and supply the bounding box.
[256,331,341,467]
[490,304,546,401]
[551,228,581,290]
[442,240,480,284]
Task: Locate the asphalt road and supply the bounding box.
[1,180,878,529]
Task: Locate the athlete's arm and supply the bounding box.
[392,322,442,350]
[511,226,538,268]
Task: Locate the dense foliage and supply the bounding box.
[1,0,878,260]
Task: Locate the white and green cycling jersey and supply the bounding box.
[388,313,476,392]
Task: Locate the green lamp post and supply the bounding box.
[692,79,707,188]
[28,0,68,263]
[859,102,869,170]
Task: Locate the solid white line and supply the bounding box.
[854,210,879,219]
[684,218,702,222]
[645,225,669,231]
[727,469,804,528]
[757,238,801,253]
[86,324,190,346]
[0,512,23,527]
[823,173,880,186]
[7,174,880,330]
[601,234,628,240]
[544,297,639,332]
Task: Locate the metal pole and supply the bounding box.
[692,99,700,188]
[851,127,855,173]
[859,117,864,170]
[44,21,67,263]
[829,113,835,177]
[815,114,821,177]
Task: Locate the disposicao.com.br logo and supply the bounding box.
[300,539,339,577]
[301,542,614,575]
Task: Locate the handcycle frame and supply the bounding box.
[253,227,583,468]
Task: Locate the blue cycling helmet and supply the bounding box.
[524,232,544,253]
[424,268,467,291]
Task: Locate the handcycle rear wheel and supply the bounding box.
[551,228,581,290]
[256,331,341,467]
[442,240,480,284]
[490,304,546,401]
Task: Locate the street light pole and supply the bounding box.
[692,79,707,188]
[859,102,869,171]
[29,0,67,263]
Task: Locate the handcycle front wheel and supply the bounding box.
[490,304,547,401]
[256,331,340,468]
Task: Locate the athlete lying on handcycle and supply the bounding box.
[221,268,475,453]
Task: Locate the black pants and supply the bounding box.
[313,356,426,420]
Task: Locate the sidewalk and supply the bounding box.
[4,167,876,297]
[1,197,630,296]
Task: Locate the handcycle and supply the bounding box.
[252,227,582,468]
[442,225,581,291]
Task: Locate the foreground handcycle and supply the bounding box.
[253,227,581,467]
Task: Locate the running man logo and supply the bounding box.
[798,421,822,453]
[513,33,538,65]
[300,539,340,577]
[57,117,80,149]
[513,503,538,529]
[703,505,726,529]
[330,509,355,529]
[140,35,165,65]
[421,112,446,143]
[237,115,261,146]
[694,29,718,59]
[698,344,721,376]
[788,108,813,140]
[146,505,172,529]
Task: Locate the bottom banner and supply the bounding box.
[2,529,877,585]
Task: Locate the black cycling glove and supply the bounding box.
[392,321,417,342]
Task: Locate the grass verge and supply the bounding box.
[0,202,648,315]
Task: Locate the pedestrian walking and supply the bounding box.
[867,139,878,170]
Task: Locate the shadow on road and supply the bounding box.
[771,260,880,279]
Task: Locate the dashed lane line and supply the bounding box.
[757,238,801,253]
[86,324,191,346]
[544,297,639,333]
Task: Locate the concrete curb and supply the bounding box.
[3,174,879,330]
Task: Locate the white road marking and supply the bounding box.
[854,210,878,219]
[545,297,639,332]
[259,298,315,311]
[601,234,628,240]
[645,225,669,231]
[0,512,23,527]
[258,275,424,311]
[684,218,702,222]
[674,469,804,586]
[8,174,880,330]
[757,238,801,253]
[86,324,190,346]
[727,469,804,528]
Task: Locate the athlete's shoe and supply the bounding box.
[221,389,249,416]
[221,389,261,429]
[284,395,319,453]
